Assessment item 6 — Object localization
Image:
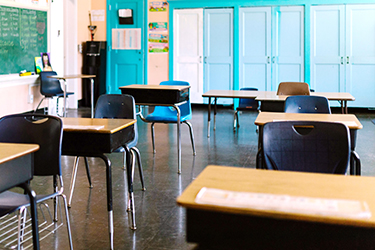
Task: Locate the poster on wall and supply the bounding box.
[148,22,168,32]
[149,43,169,54]
[112,28,141,50]
[149,1,168,12]
[148,33,168,43]
[148,33,168,54]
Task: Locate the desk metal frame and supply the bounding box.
[48,75,96,118]
[61,118,136,250]
[202,90,355,137]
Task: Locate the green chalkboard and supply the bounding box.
[0,5,47,74]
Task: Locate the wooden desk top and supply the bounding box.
[0,143,39,165]
[48,74,96,80]
[61,117,136,134]
[120,84,190,91]
[202,90,262,98]
[254,112,362,129]
[255,91,355,101]
[177,165,375,228]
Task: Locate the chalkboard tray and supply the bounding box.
[0,5,47,74]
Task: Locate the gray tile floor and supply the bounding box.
[21,105,375,249]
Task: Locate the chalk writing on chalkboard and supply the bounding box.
[0,5,47,74]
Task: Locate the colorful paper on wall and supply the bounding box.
[148,22,167,32]
[148,43,168,53]
[149,1,168,12]
[148,33,168,43]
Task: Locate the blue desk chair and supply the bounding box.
[144,81,196,157]
[262,121,350,174]
[233,87,259,131]
[35,71,74,114]
[0,114,73,249]
[284,95,331,114]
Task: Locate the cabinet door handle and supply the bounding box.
[267,56,270,64]
[272,57,276,63]
[204,57,207,63]
[341,57,344,64]
[347,56,350,64]
[199,56,202,63]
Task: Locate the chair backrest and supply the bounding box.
[0,114,63,176]
[238,87,259,110]
[39,71,64,97]
[156,80,192,119]
[94,94,137,144]
[284,95,331,114]
[276,82,310,96]
[262,121,350,174]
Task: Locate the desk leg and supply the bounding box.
[176,105,182,174]
[63,79,67,117]
[214,97,217,131]
[97,154,114,250]
[124,146,136,230]
[20,183,40,250]
[90,78,94,118]
[345,100,348,114]
[207,97,211,138]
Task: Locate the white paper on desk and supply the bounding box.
[195,187,371,219]
[63,125,104,130]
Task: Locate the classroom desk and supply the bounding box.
[61,117,136,250]
[120,84,191,174]
[202,90,355,137]
[256,91,355,114]
[48,74,96,118]
[254,112,363,175]
[177,165,375,250]
[0,143,40,250]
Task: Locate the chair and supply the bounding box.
[261,121,350,174]
[35,71,74,114]
[68,94,145,213]
[233,87,259,131]
[143,81,196,157]
[284,95,331,114]
[0,114,73,249]
[0,150,39,250]
[276,82,310,96]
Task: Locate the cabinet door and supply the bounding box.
[173,9,204,103]
[273,6,304,90]
[239,7,271,91]
[204,8,234,104]
[310,5,345,92]
[346,5,375,107]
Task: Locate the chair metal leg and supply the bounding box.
[184,121,196,156]
[60,176,74,250]
[127,151,136,212]
[124,147,136,230]
[19,183,39,250]
[53,176,58,222]
[18,206,27,249]
[84,157,93,188]
[131,147,146,191]
[34,97,46,113]
[68,156,80,208]
[351,150,361,176]
[151,123,156,154]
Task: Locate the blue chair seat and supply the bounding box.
[145,108,192,122]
